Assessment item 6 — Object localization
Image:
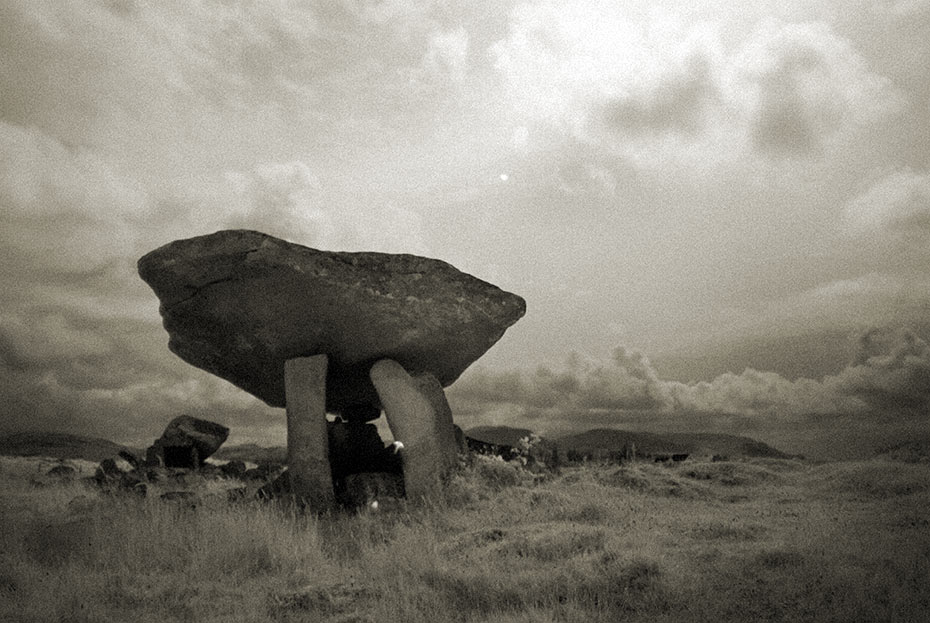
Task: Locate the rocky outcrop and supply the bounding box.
[145,415,229,468]
[137,230,525,418]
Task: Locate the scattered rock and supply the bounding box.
[94,457,132,487]
[118,450,142,470]
[138,230,526,417]
[466,436,520,462]
[118,471,147,497]
[219,460,247,478]
[46,464,76,479]
[243,463,284,482]
[145,415,229,468]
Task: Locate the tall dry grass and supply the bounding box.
[1,454,928,623]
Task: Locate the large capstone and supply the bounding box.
[138,230,526,419]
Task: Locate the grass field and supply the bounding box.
[1,454,928,623]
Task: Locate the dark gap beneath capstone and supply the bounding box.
[163,445,199,469]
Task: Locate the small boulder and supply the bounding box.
[46,464,77,479]
[243,463,284,482]
[94,457,133,487]
[219,460,247,479]
[118,450,142,470]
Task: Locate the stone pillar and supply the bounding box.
[411,372,460,474]
[285,354,334,511]
[370,359,455,501]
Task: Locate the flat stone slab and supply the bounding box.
[138,230,525,417]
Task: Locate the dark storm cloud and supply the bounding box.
[449,327,930,434]
[833,328,930,411]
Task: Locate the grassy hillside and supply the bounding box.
[213,443,287,464]
[465,426,535,446]
[875,437,930,463]
[1,454,928,622]
[558,428,791,458]
[0,431,132,462]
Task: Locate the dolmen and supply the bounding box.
[138,230,525,510]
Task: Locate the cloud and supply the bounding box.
[222,161,328,244]
[0,122,147,274]
[846,169,930,239]
[733,20,904,156]
[0,1,324,122]
[449,327,930,432]
[423,27,470,81]
[0,130,428,446]
[600,52,720,137]
[451,347,675,414]
[491,4,902,167]
[829,327,930,410]
[213,161,429,253]
[0,354,280,446]
[734,272,930,338]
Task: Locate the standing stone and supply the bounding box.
[285,355,334,511]
[370,359,455,501]
[411,372,459,474]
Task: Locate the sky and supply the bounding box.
[1,0,928,459]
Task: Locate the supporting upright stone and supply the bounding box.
[285,354,334,511]
[411,372,460,473]
[370,359,455,501]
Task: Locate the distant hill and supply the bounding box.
[556,429,791,459]
[213,444,286,464]
[875,438,930,463]
[465,426,535,447]
[0,431,132,462]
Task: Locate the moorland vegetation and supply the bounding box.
[2,449,929,623]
